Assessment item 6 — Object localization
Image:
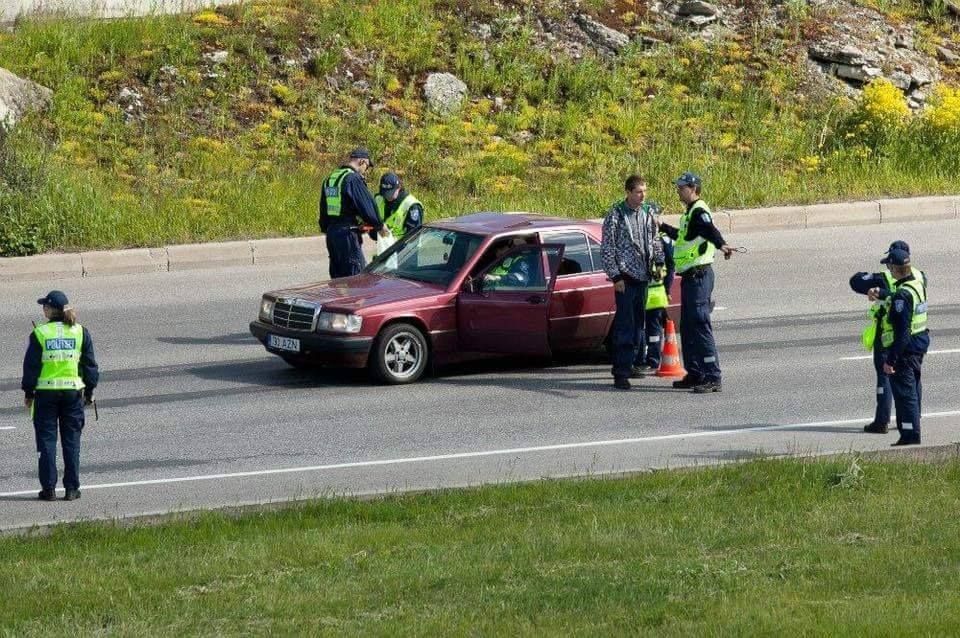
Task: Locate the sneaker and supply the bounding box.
[863,422,889,434]
[672,376,700,389]
[630,366,651,378]
[64,489,81,501]
[38,489,56,501]
[692,381,722,394]
[613,377,631,390]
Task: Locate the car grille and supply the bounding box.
[272,300,318,331]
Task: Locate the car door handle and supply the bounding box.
[526,295,545,305]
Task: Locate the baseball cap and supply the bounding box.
[881,248,910,266]
[379,172,401,195]
[348,147,374,167]
[674,171,702,187]
[887,240,910,254]
[37,290,69,310]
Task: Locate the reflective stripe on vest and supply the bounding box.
[673,200,715,274]
[880,278,928,348]
[323,168,353,218]
[34,322,84,391]
[374,193,421,238]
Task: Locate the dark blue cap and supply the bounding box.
[887,240,910,255]
[379,172,401,195]
[349,147,374,167]
[37,290,68,310]
[674,171,702,187]
[881,248,910,266]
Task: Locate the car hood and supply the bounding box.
[268,273,444,312]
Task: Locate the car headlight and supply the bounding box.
[259,298,274,322]
[316,311,362,334]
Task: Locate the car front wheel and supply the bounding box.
[371,323,429,384]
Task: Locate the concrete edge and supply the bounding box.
[3,442,958,536]
[2,195,958,280]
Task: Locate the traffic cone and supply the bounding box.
[656,319,686,378]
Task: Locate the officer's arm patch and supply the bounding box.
[861,273,871,280]
[700,212,712,224]
[894,299,905,314]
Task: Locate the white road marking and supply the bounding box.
[2,409,960,497]
[840,348,960,361]
[0,427,15,431]
[714,306,728,311]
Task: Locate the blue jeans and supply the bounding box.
[679,265,721,383]
[890,352,923,437]
[873,346,892,425]
[33,390,85,491]
[635,308,666,368]
[611,280,649,379]
[326,225,366,279]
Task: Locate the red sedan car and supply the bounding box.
[250,213,680,383]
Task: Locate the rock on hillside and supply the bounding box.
[0,67,53,130]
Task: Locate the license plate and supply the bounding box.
[267,334,300,352]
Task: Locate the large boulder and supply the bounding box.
[423,72,467,115]
[0,67,53,130]
[573,14,630,54]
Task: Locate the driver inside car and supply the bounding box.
[484,237,540,288]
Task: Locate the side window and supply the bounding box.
[588,237,603,272]
[542,232,592,276]
[484,248,546,292]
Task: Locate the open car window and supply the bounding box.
[367,227,483,286]
[479,245,564,293]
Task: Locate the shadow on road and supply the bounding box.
[157,332,257,346]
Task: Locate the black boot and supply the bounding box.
[864,421,889,434]
[891,430,921,446]
[38,489,56,501]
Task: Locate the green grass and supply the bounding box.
[4,457,960,634]
[0,0,958,255]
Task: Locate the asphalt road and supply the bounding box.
[2,219,960,530]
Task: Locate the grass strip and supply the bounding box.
[3,457,960,635]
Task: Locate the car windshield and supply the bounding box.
[366,227,484,286]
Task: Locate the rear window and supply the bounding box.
[542,231,593,276]
[589,237,603,272]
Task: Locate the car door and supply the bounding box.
[542,230,615,351]
[457,244,564,355]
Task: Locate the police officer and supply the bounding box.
[658,172,734,393]
[869,247,929,445]
[21,291,99,501]
[318,148,386,278]
[373,172,424,242]
[849,240,926,434]
[634,207,675,375]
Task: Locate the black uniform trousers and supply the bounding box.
[33,390,85,491]
[679,264,721,382]
[890,352,923,439]
[326,225,366,279]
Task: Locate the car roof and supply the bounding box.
[428,212,598,234]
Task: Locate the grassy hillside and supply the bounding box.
[0,0,958,255]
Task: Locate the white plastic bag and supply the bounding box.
[376,230,396,257]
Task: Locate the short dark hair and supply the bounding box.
[624,175,646,192]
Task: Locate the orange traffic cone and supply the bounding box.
[656,319,686,378]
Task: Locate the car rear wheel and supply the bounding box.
[371,323,429,384]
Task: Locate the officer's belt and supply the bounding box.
[680,264,711,278]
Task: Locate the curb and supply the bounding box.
[1,195,957,281]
